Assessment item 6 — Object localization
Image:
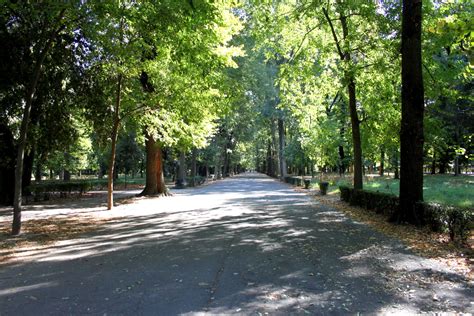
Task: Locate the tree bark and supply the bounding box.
[22,149,34,193]
[454,156,460,176]
[223,149,229,177]
[175,151,187,188]
[190,149,197,187]
[347,79,363,189]
[12,9,66,235]
[139,132,168,196]
[277,118,287,180]
[270,120,279,178]
[34,159,42,182]
[395,0,424,224]
[107,74,122,210]
[266,141,272,176]
[379,149,385,176]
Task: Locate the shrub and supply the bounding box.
[27,181,93,200]
[338,186,473,243]
[339,186,352,202]
[417,202,473,243]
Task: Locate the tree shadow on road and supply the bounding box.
[0,175,472,315]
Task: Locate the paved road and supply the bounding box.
[0,173,472,315]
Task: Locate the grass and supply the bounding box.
[310,174,473,209]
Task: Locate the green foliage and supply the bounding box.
[115,132,144,176]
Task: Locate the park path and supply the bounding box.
[0,173,472,315]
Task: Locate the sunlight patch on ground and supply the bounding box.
[0,282,57,296]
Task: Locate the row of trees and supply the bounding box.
[231,1,472,223]
[0,1,246,235]
[1,1,472,234]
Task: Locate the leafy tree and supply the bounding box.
[0,2,86,235]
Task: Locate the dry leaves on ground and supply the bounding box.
[0,216,110,264]
[310,190,473,280]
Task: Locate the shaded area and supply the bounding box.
[0,173,472,315]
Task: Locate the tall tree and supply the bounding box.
[393,0,425,224]
[322,3,363,189]
[2,3,79,235]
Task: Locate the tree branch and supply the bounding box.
[322,7,344,60]
[288,22,323,64]
[326,91,341,115]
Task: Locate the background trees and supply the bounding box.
[1,1,471,233]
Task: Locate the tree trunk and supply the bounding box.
[63,169,71,181]
[176,151,187,188]
[11,12,65,234]
[323,7,363,190]
[347,79,363,189]
[139,132,168,196]
[216,153,222,179]
[22,149,34,195]
[223,150,229,177]
[278,118,287,180]
[454,156,460,176]
[270,120,279,178]
[338,145,345,176]
[107,74,122,210]
[35,160,42,182]
[266,141,272,176]
[190,149,197,187]
[394,0,424,225]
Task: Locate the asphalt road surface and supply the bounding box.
[0,173,472,315]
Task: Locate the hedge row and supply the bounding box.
[27,181,95,201]
[339,186,473,243]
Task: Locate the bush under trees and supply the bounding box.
[339,186,473,243]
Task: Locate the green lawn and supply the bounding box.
[319,174,473,209]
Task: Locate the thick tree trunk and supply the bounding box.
[107,74,122,210]
[139,132,168,196]
[22,149,34,194]
[395,0,424,224]
[278,118,287,180]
